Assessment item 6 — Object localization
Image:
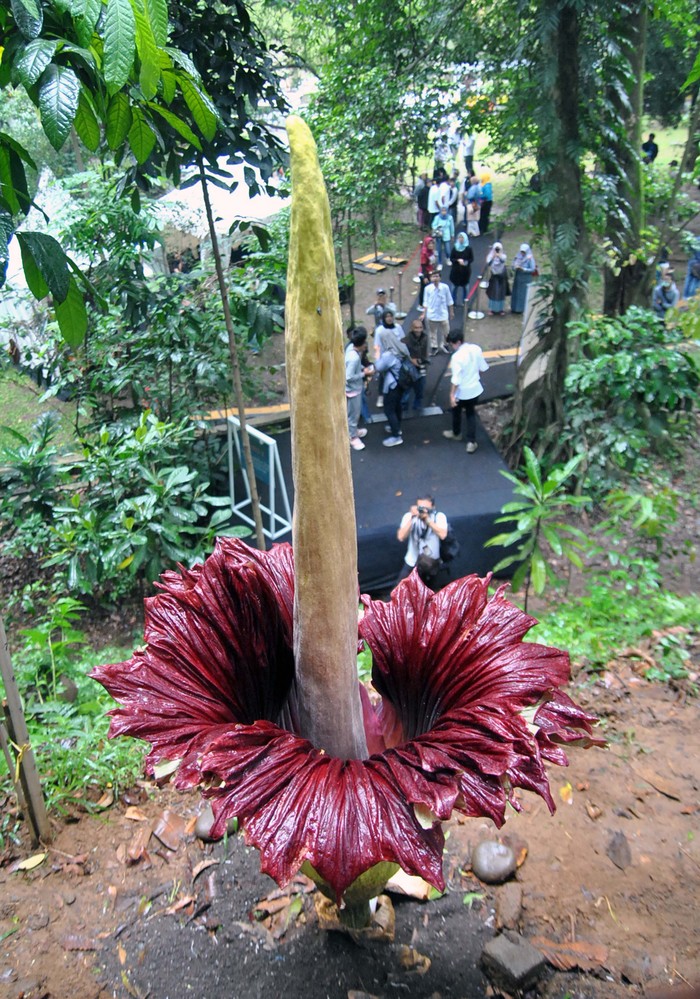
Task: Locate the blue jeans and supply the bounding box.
[436,237,452,265]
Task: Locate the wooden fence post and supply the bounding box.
[0,617,51,844]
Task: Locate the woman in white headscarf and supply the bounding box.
[485,241,509,315]
[511,243,537,314]
[449,231,474,306]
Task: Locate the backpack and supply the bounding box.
[439,524,460,563]
[398,356,419,390]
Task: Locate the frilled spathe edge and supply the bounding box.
[92,540,602,903]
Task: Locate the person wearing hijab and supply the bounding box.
[375,325,411,447]
[485,241,509,315]
[511,243,537,314]
[479,170,493,234]
[449,231,474,306]
[419,235,437,306]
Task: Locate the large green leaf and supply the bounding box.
[74,89,101,152]
[16,231,70,303]
[11,0,43,40]
[55,275,88,347]
[38,65,81,150]
[177,74,218,142]
[106,91,133,149]
[74,0,102,47]
[18,231,50,299]
[132,1,160,100]
[15,39,58,88]
[0,146,23,215]
[103,0,136,94]
[128,106,156,164]
[145,0,167,46]
[146,103,201,150]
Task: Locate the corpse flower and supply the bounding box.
[92,117,600,928]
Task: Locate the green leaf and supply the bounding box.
[146,103,201,150]
[75,0,102,47]
[103,0,137,94]
[177,73,218,141]
[0,145,26,215]
[15,39,58,88]
[106,92,133,150]
[145,0,168,46]
[74,89,101,152]
[530,550,547,594]
[38,65,81,151]
[128,107,156,163]
[132,0,160,100]
[0,210,14,287]
[55,275,88,347]
[16,231,70,302]
[11,0,43,39]
[18,234,49,299]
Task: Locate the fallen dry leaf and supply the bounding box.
[153,808,187,851]
[606,830,632,871]
[254,895,293,918]
[118,943,127,966]
[559,782,573,805]
[586,801,603,821]
[531,936,608,972]
[192,858,219,882]
[385,870,435,901]
[124,806,149,822]
[95,790,114,810]
[398,945,431,975]
[15,852,47,872]
[127,823,154,864]
[163,895,196,916]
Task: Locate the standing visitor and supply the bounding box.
[404,317,430,413]
[423,270,454,354]
[449,231,474,306]
[427,178,441,229]
[432,206,455,267]
[652,271,679,319]
[683,238,700,299]
[461,132,476,176]
[642,133,659,164]
[479,171,493,234]
[485,242,509,315]
[365,288,396,329]
[442,329,489,454]
[510,243,537,314]
[375,328,410,447]
[345,329,372,451]
[419,235,437,306]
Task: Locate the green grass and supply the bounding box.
[0,366,78,452]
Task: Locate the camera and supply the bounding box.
[417,505,430,516]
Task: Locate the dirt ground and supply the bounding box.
[1,655,698,999]
[2,199,699,999]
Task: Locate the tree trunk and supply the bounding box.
[509,3,589,456]
[602,5,649,315]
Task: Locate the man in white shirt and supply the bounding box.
[442,329,489,453]
[422,270,454,354]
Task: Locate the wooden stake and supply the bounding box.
[0,618,51,843]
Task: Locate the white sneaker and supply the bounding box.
[443,430,461,440]
[376,397,384,408]
[356,428,368,438]
[350,437,366,451]
[466,441,478,453]
[383,436,403,447]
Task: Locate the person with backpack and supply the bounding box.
[395,495,449,589]
[375,326,410,447]
[485,241,509,315]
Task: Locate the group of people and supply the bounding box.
[413,169,494,238]
[652,240,700,320]
[345,288,490,458]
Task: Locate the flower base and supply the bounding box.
[314,893,395,942]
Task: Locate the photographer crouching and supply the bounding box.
[396,495,449,590]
